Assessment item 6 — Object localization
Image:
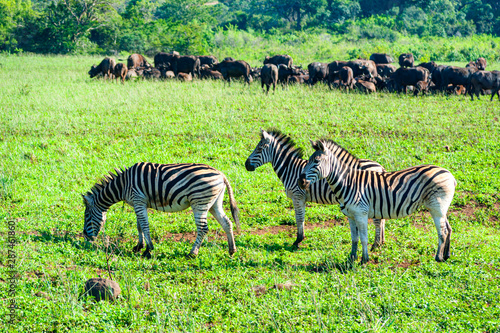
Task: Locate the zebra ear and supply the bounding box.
[310,139,319,150]
[261,129,272,142]
[317,140,326,152]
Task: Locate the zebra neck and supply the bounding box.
[326,160,353,196]
[270,143,305,182]
[90,173,126,211]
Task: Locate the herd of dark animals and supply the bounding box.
[88,51,500,100]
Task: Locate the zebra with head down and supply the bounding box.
[245,129,387,249]
[82,162,240,258]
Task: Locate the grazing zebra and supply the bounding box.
[298,139,456,263]
[82,162,240,258]
[245,129,387,249]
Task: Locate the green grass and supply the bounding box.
[0,55,499,332]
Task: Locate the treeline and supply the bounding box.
[1,0,500,56]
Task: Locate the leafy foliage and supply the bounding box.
[1,0,500,56]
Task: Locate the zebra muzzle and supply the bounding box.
[245,160,256,172]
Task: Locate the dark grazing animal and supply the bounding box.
[288,75,309,84]
[327,61,348,88]
[376,64,397,78]
[346,59,377,78]
[398,53,414,68]
[200,66,223,80]
[277,64,300,85]
[355,80,376,93]
[245,130,387,249]
[264,54,293,67]
[197,55,219,67]
[143,67,162,80]
[113,63,128,83]
[308,62,329,86]
[441,66,478,89]
[154,52,180,73]
[298,139,456,264]
[176,55,201,78]
[391,67,430,93]
[82,163,240,258]
[475,57,487,70]
[127,54,151,69]
[261,64,278,94]
[414,80,429,96]
[369,53,394,64]
[223,57,235,62]
[88,57,116,80]
[468,70,500,101]
[177,72,193,81]
[213,59,252,85]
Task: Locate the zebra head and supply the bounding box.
[245,129,274,171]
[82,194,107,241]
[298,140,332,190]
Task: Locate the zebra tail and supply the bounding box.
[223,175,241,234]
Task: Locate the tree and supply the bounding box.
[270,0,327,30]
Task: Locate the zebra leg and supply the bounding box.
[209,194,236,256]
[133,205,154,259]
[348,217,359,262]
[356,216,370,264]
[132,219,144,253]
[431,211,452,262]
[371,218,386,250]
[292,197,306,248]
[189,208,209,257]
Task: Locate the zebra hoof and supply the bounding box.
[187,252,198,259]
[229,248,236,256]
[142,250,151,259]
[132,244,144,253]
[435,254,446,262]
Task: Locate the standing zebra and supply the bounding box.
[82,162,240,258]
[245,129,387,249]
[298,139,456,263]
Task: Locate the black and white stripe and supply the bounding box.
[83,162,240,258]
[245,129,386,249]
[299,139,456,263]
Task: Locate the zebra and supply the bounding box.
[245,129,387,249]
[82,162,241,258]
[298,139,456,264]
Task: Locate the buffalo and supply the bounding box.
[468,70,500,101]
[200,66,223,80]
[277,64,300,85]
[261,64,278,94]
[288,75,309,84]
[414,80,429,96]
[127,54,151,69]
[88,57,116,80]
[399,53,414,68]
[113,63,128,83]
[369,53,394,64]
[391,67,430,93]
[154,52,180,73]
[327,61,348,88]
[441,66,478,90]
[198,55,219,67]
[264,54,293,67]
[143,67,162,80]
[355,80,376,93]
[476,57,487,70]
[376,64,397,78]
[177,73,193,82]
[346,59,377,78]
[213,59,252,85]
[308,62,329,86]
[176,55,201,78]
[223,57,235,62]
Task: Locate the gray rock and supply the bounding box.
[84,278,121,302]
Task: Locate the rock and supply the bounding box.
[272,281,297,291]
[84,278,121,302]
[251,285,267,297]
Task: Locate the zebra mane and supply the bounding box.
[317,139,359,160]
[85,167,126,197]
[263,128,305,159]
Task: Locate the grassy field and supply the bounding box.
[0,55,500,332]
